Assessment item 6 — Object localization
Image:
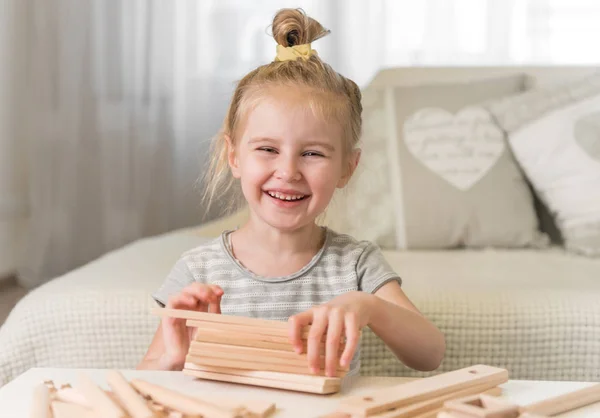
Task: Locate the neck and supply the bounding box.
[238,214,324,256]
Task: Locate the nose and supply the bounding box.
[275,154,302,182]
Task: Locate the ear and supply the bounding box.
[226,134,241,179]
[337,148,361,188]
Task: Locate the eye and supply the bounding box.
[303,151,325,157]
[258,147,277,154]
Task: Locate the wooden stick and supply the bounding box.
[129,378,237,418]
[152,307,289,329]
[50,401,95,418]
[189,344,349,372]
[183,367,339,395]
[106,370,156,418]
[335,365,508,416]
[184,362,340,387]
[523,383,600,416]
[77,372,127,418]
[53,387,90,408]
[30,383,51,418]
[186,354,347,377]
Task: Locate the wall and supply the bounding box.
[0,2,27,279]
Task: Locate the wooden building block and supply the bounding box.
[183,366,340,395]
[321,386,502,418]
[523,382,600,416]
[334,365,508,416]
[444,394,519,418]
[53,387,90,408]
[186,354,347,377]
[106,370,155,418]
[189,342,348,372]
[77,372,127,418]
[152,307,290,330]
[240,399,277,418]
[129,378,236,418]
[187,319,311,339]
[50,401,95,418]
[30,383,51,418]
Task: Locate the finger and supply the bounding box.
[182,284,215,307]
[208,293,222,314]
[209,284,224,296]
[340,312,360,369]
[167,293,202,310]
[325,308,344,377]
[307,309,328,374]
[288,311,313,354]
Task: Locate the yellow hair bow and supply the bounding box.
[275,44,317,62]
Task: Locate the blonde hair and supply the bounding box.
[202,8,362,215]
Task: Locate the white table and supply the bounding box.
[1,368,599,417]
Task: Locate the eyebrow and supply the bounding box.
[248,137,336,151]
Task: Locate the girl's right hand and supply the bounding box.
[160,283,223,370]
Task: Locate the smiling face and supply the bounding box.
[227,86,359,232]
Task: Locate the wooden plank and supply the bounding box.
[186,355,347,377]
[129,378,236,418]
[184,362,340,387]
[191,340,337,360]
[77,372,127,418]
[193,331,344,354]
[524,383,600,416]
[321,386,502,418]
[106,370,155,418]
[187,319,311,339]
[152,307,289,330]
[334,365,508,416]
[189,343,348,372]
[193,331,303,352]
[30,383,51,418]
[183,368,340,395]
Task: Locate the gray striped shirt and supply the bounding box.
[153,227,402,375]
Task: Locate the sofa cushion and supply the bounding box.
[486,72,600,257]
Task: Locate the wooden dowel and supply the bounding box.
[106,370,156,418]
[129,378,236,418]
[30,383,51,418]
[77,372,127,418]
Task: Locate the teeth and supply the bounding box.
[267,191,305,201]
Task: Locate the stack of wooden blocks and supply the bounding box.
[153,307,350,395]
[32,370,276,418]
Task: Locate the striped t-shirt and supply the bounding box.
[152,227,402,376]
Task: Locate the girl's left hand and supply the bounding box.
[287,291,374,377]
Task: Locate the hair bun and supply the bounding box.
[272,8,330,47]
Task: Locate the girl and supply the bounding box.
[138,8,445,378]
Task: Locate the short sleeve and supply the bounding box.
[356,241,402,294]
[152,256,196,307]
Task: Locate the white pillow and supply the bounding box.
[487,74,600,256]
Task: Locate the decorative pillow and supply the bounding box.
[486,72,600,257]
[323,87,397,248]
[382,75,549,249]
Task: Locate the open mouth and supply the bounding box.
[265,191,309,202]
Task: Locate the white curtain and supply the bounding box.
[3,0,600,288]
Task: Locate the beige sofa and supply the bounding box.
[1,67,599,387]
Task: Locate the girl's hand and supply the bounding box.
[160,283,223,370]
[287,291,374,377]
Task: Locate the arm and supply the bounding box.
[367,280,445,372]
[137,323,181,370]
